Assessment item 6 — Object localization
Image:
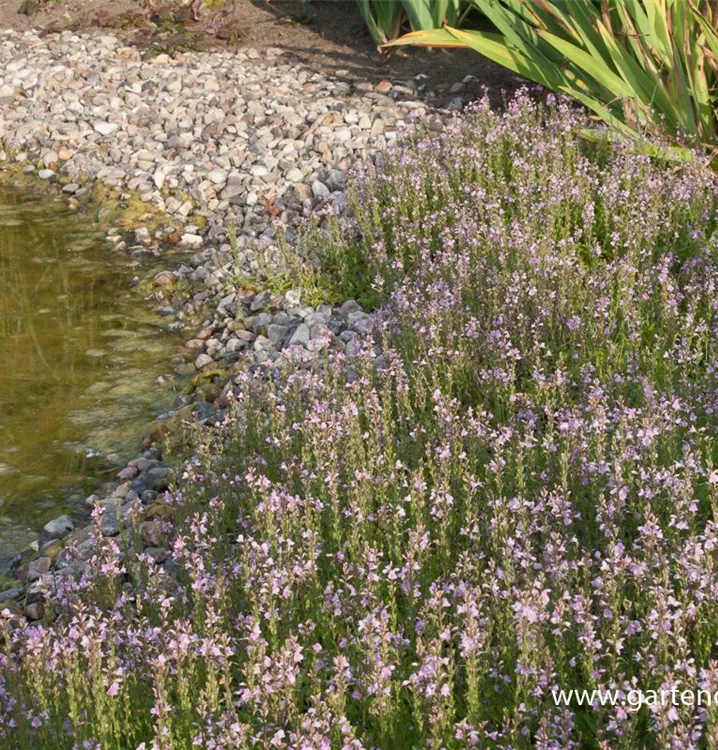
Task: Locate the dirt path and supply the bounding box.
[0,0,523,104]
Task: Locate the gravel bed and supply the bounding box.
[0,29,447,252]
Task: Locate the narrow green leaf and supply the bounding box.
[402,0,438,31]
[446,27,572,90]
[382,28,472,49]
[537,28,634,98]
[478,0,563,65]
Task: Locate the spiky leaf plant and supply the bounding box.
[386,0,718,166]
[357,0,469,44]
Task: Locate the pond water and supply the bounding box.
[0,185,183,564]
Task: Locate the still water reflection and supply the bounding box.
[0,185,182,560]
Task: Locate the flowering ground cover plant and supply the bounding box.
[2,93,718,749]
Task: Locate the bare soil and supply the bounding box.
[0,0,524,105]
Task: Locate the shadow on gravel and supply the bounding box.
[242,0,524,105]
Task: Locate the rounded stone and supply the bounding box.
[194,353,214,369]
[42,515,74,539]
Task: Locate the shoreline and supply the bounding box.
[0,27,454,624]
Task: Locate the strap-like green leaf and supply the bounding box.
[538,29,634,98]
[401,0,434,31]
[382,28,472,49]
[447,27,570,90]
[595,17,687,132]
[692,3,718,59]
[479,0,563,64]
